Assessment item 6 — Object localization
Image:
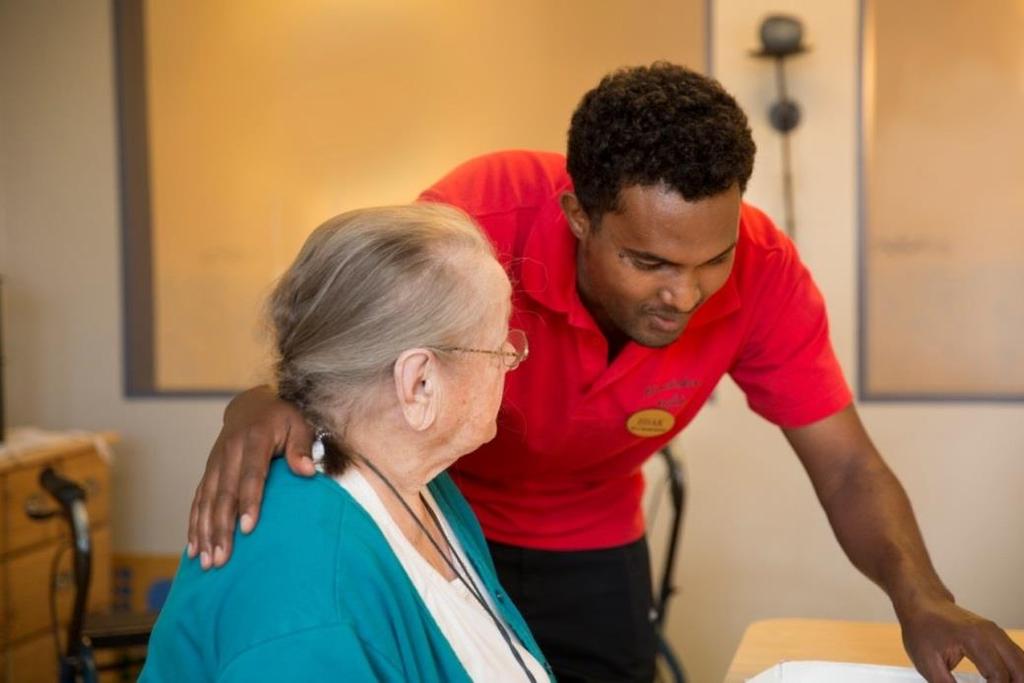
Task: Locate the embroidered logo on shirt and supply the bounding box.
[642,379,701,397]
[626,409,675,437]
[641,379,701,411]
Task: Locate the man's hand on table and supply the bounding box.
[187,385,315,569]
[898,596,1024,682]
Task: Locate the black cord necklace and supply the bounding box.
[359,457,538,683]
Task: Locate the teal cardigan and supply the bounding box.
[141,460,552,682]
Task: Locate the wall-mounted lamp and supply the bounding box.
[751,15,808,239]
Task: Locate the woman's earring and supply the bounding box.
[311,430,327,470]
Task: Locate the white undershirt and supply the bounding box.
[333,467,547,683]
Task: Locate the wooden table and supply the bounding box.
[725,618,1024,682]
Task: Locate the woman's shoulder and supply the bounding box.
[229,459,402,582]
[147,460,396,673]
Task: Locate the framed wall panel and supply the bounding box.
[115,0,708,396]
[859,0,1024,400]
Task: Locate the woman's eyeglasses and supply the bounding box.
[439,329,529,370]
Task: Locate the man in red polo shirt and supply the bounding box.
[187,64,1024,682]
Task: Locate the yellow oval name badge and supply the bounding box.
[626,408,675,437]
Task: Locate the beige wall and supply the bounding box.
[2,2,1022,683]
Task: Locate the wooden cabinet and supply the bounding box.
[0,432,115,683]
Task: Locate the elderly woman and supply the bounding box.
[141,205,551,682]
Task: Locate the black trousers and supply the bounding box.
[487,538,658,683]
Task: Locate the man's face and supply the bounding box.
[564,183,741,348]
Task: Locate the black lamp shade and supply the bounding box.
[758,15,805,57]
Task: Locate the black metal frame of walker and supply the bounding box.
[652,446,688,683]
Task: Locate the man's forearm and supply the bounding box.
[784,406,954,616]
[787,407,1024,679]
[815,453,953,616]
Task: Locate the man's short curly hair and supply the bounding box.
[566,62,756,220]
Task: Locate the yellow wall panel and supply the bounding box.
[142,0,706,390]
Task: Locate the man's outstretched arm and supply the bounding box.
[187,385,316,569]
[784,404,1024,683]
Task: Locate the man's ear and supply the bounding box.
[393,349,439,431]
[560,192,592,241]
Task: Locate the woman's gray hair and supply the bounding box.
[269,203,496,473]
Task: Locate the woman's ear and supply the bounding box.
[393,349,439,431]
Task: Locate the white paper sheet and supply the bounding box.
[747,661,985,682]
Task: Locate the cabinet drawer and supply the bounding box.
[3,461,62,555]
[4,630,135,683]
[6,526,112,642]
[5,630,57,683]
[0,554,5,622]
[2,444,109,557]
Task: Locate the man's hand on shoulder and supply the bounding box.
[898,594,1024,682]
[187,385,315,569]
